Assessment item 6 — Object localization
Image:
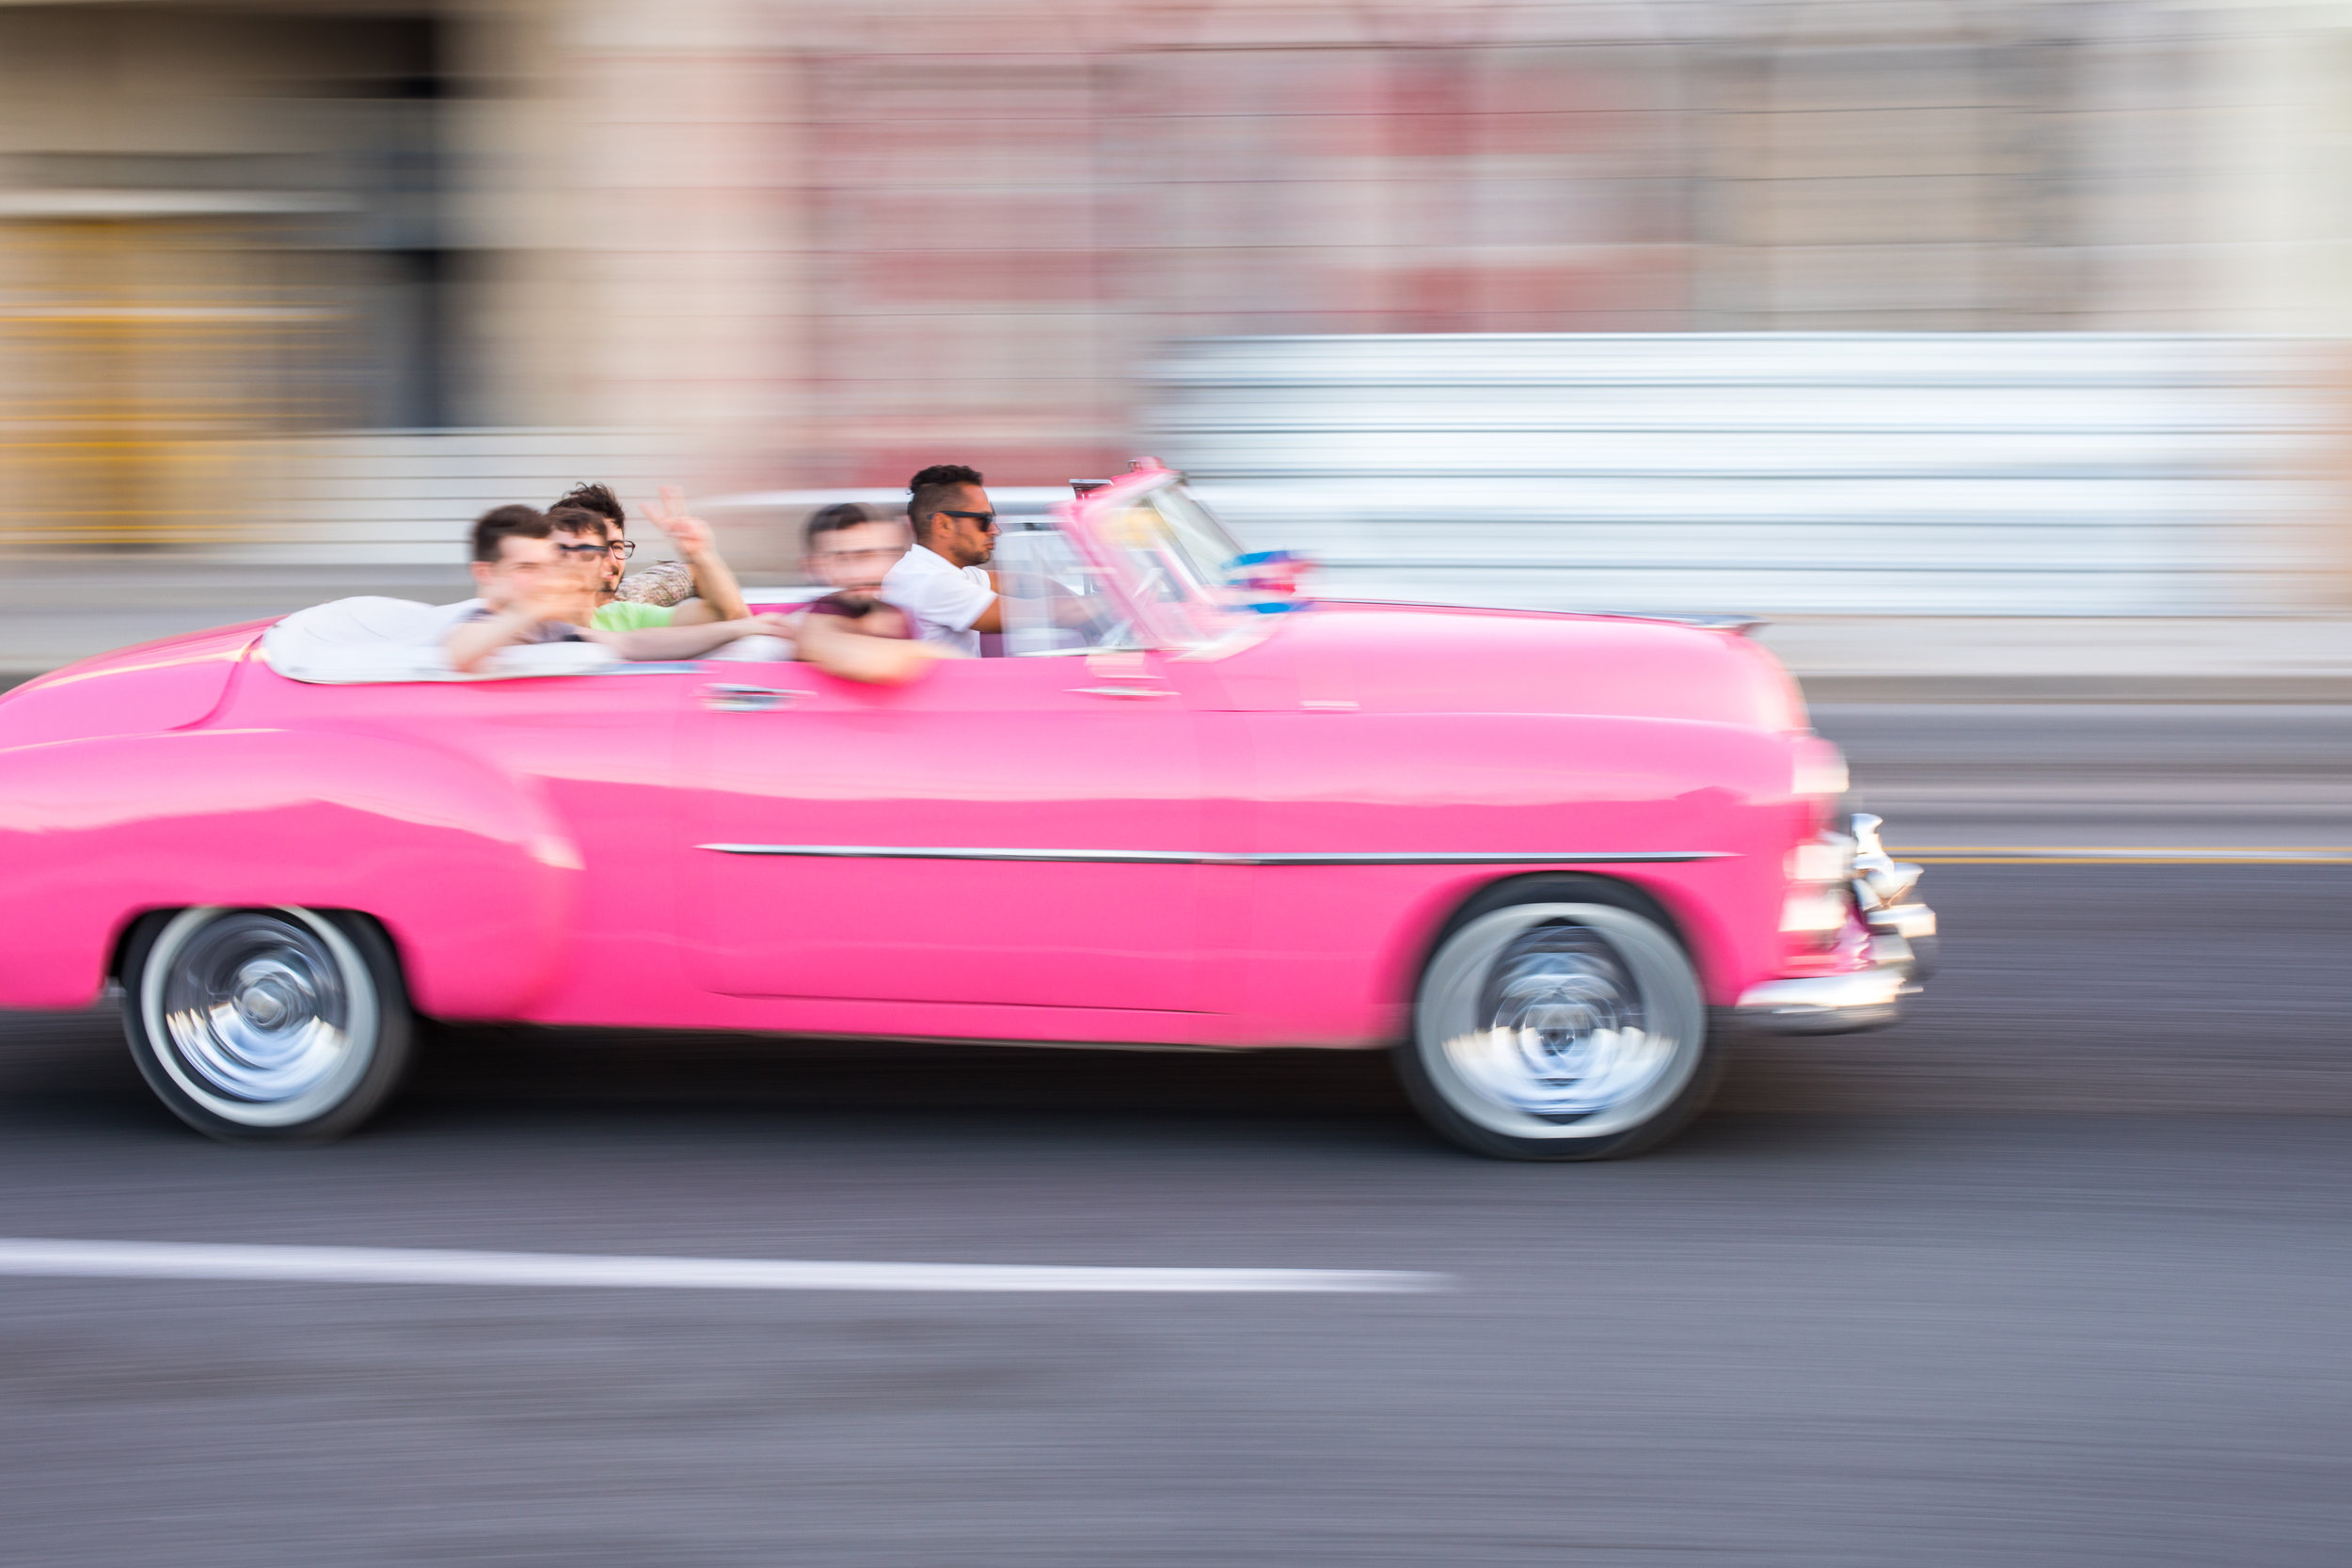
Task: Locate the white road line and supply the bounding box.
[0,1239,1446,1295]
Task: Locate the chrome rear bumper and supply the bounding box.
[1736,966,1909,1034]
[1734,813,1935,1036]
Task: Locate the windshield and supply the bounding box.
[995,527,1146,657]
[1092,483,1250,647]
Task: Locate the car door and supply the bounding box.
[682,536,1209,1016]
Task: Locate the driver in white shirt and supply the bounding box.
[881,463,1001,655]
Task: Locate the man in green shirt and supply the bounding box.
[551,481,695,610]
[545,493,750,632]
[589,598,679,632]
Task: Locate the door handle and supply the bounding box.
[1073,685,1177,699]
[702,684,808,712]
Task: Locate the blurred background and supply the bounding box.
[7,0,2352,690]
[8,8,2352,1562]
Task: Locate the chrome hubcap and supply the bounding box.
[147,910,375,1123]
[1442,923,1677,1122]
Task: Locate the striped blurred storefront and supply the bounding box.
[2,0,2350,605]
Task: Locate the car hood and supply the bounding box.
[1216,600,1806,730]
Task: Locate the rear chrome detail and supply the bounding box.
[1851,812,1924,907]
[1740,811,1935,1035]
[1734,967,1907,1034]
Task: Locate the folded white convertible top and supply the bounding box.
[260,596,620,684]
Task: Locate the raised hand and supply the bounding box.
[641,484,716,560]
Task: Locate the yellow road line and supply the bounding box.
[1893,846,2352,865]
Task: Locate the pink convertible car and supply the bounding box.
[0,463,1931,1159]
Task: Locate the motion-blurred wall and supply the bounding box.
[2,0,2349,587]
[1153,332,2349,615]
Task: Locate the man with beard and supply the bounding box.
[880,463,1000,655]
[446,504,791,673]
[547,481,749,628]
[792,501,944,685]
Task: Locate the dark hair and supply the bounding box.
[907,463,983,536]
[545,505,611,543]
[804,500,883,550]
[470,504,551,563]
[550,482,626,530]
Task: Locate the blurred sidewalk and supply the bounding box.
[1763,618,2352,703]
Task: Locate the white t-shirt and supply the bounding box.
[882,544,995,656]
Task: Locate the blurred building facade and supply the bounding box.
[3,0,2350,578]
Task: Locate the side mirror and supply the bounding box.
[1225,549,1314,613]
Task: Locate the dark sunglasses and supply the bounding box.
[939,510,998,531]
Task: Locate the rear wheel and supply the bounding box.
[122,907,414,1145]
[1395,882,1720,1161]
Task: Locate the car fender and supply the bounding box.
[0,724,581,1016]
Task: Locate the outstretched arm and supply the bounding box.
[596,611,797,662]
[445,609,543,673]
[642,486,748,624]
[445,578,583,673]
[795,609,949,685]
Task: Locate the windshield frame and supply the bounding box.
[1057,471,1269,659]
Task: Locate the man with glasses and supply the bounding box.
[445,504,792,673]
[881,463,1002,655]
[546,481,750,630]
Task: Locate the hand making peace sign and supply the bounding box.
[640,484,716,561]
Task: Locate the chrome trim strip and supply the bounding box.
[695,844,1730,866]
[1238,850,1729,866]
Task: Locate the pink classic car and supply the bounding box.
[0,463,1931,1159]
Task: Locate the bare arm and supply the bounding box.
[795,610,949,685]
[444,609,545,674]
[597,612,797,662]
[644,487,748,623]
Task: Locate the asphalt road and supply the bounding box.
[0,705,2345,1564]
[1819,702,2352,847]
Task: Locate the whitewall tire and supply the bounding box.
[1396,884,1721,1161]
[122,907,414,1145]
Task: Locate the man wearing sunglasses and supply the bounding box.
[443,505,798,673]
[880,463,1003,656]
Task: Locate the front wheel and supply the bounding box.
[1396,890,1720,1161]
[122,907,414,1145]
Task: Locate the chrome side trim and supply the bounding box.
[695,844,1731,867]
[1241,850,1729,866]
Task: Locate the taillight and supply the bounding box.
[1780,828,1857,951]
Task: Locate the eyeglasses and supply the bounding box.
[554,542,609,559]
[939,510,998,531]
[606,539,637,558]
